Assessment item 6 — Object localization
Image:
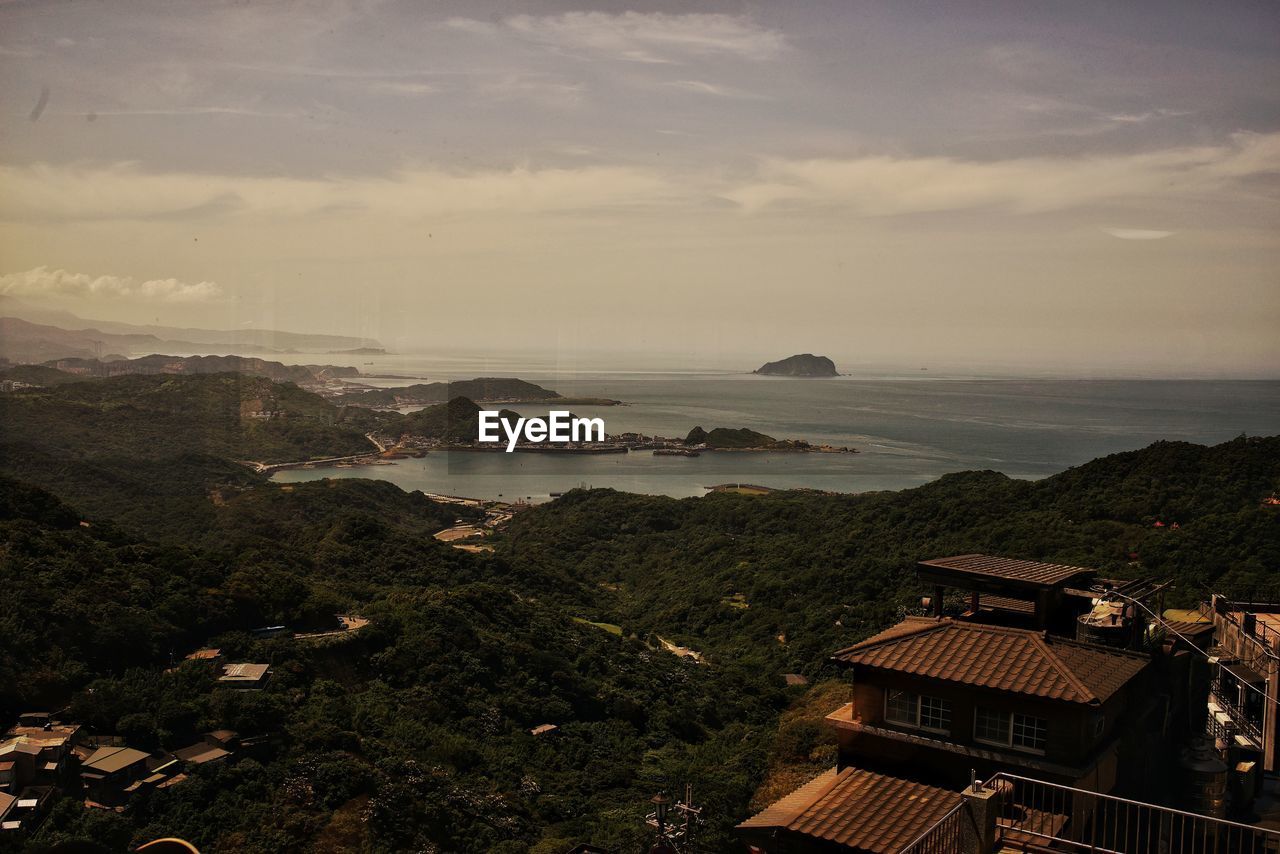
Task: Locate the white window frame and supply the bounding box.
[973,705,1047,754]
[884,689,951,735]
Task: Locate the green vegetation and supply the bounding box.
[336,377,562,407]
[399,395,521,443]
[0,363,87,386]
[1,371,1277,852]
[685,426,779,448]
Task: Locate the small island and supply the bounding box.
[753,353,839,377]
[684,425,854,453]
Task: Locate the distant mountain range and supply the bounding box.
[0,353,361,386]
[0,298,381,362]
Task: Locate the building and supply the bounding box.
[735,554,1231,853]
[826,616,1155,792]
[0,785,54,834]
[184,648,224,665]
[174,731,238,767]
[1204,593,1280,773]
[218,662,271,689]
[79,745,153,807]
[917,554,1163,644]
[0,716,81,793]
[737,767,965,853]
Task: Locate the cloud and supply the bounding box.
[666,79,759,99]
[4,132,1277,225]
[0,266,223,302]
[722,132,1280,215]
[369,81,441,96]
[1104,228,1174,240]
[1106,108,1194,124]
[450,12,785,63]
[474,74,584,108]
[0,162,691,222]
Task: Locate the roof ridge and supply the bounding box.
[949,621,1039,637]
[1032,633,1099,703]
[831,618,950,657]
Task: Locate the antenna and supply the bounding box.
[645,785,702,853]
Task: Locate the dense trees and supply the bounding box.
[0,374,1276,851]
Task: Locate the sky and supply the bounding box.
[0,0,1278,375]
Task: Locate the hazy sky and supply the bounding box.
[1,0,1278,374]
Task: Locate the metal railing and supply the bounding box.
[1210,670,1264,742]
[989,772,1280,853]
[1208,596,1280,660]
[896,801,974,854]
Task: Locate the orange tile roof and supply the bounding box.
[920,554,1096,587]
[832,617,1149,704]
[738,766,960,852]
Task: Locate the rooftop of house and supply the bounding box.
[737,766,961,853]
[184,648,222,661]
[81,746,151,775]
[218,663,270,683]
[3,722,80,744]
[0,740,44,758]
[173,743,231,765]
[919,554,1097,590]
[832,616,1150,705]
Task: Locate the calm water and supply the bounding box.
[271,355,1280,501]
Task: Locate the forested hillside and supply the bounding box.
[1,372,1277,851]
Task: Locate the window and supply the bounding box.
[974,706,1010,743]
[884,690,951,733]
[974,706,1047,753]
[1012,713,1048,751]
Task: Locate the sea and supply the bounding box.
[269,353,1280,502]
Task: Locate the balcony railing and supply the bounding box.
[1210,670,1264,743]
[987,772,1280,853]
[895,772,1280,853]
[896,801,974,854]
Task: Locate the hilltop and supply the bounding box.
[0,298,381,359]
[336,377,563,408]
[399,395,522,443]
[0,373,387,534]
[753,354,839,377]
[686,425,782,448]
[12,353,359,385]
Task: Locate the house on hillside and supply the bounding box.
[0,715,82,793]
[825,616,1155,792]
[737,554,1192,853]
[80,746,153,807]
[218,663,271,689]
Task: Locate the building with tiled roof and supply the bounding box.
[737,767,962,853]
[832,617,1149,705]
[828,616,1154,792]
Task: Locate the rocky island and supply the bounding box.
[753,353,839,377]
[684,425,854,453]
